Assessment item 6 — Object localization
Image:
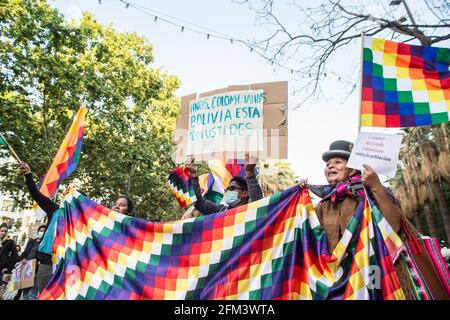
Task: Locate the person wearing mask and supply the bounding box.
[18,225,47,300]
[184,154,263,215]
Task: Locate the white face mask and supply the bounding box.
[37,231,45,238]
[223,191,241,207]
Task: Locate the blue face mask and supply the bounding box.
[223,190,241,207]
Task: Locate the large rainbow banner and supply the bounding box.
[39,186,405,300]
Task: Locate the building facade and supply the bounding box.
[0,193,44,246]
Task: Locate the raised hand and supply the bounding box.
[361,164,382,191]
[184,156,197,177]
[244,153,257,177]
[19,161,31,175]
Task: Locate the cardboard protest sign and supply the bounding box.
[13,259,36,290]
[347,132,403,178]
[174,81,288,163]
[186,90,264,156]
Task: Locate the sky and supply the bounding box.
[49,0,443,184]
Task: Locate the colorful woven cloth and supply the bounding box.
[361,36,450,128]
[167,165,201,208]
[168,160,258,208]
[39,186,405,300]
[402,236,450,300]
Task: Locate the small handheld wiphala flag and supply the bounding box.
[32,106,87,216]
[167,160,259,208]
[167,165,200,208]
[361,36,449,128]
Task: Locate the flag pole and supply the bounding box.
[0,132,22,163]
[357,33,365,135]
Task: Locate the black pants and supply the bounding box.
[36,263,52,295]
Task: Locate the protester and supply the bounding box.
[0,223,19,282]
[18,224,47,300]
[184,153,263,215]
[299,140,449,299]
[112,196,134,216]
[19,162,59,296]
[300,140,402,249]
[19,161,136,295]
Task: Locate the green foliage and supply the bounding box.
[0,0,182,221]
[258,160,297,196]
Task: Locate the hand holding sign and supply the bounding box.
[244,153,258,177]
[184,156,197,177]
[361,164,383,190]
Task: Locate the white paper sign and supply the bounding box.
[186,90,264,156]
[347,132,403,178]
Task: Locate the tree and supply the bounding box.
[235,0,449,106]
[0,0,182,221]
[258,160,297,196]
[391,124,450,244]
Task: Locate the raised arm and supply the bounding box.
[191,176,225,215]
[185,158,224,215]
[244,153,263,201]
[19,162,59,222]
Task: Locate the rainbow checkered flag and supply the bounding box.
[32,106,87,218]
[39,186,405,300]
[167,160,258,209]
[167,165,200,208]
[361,36,449,128]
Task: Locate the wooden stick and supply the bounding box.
[0,132,22,163]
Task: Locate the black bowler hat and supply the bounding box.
[322,140,354,162]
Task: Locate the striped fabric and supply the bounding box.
[422,237,450,296]
[403,241,434,300]
[402,236,450,299]
[39,186,405,300]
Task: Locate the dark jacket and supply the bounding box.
[192,175,264,215]
[0,238,19,272]
[25,173,59,264]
